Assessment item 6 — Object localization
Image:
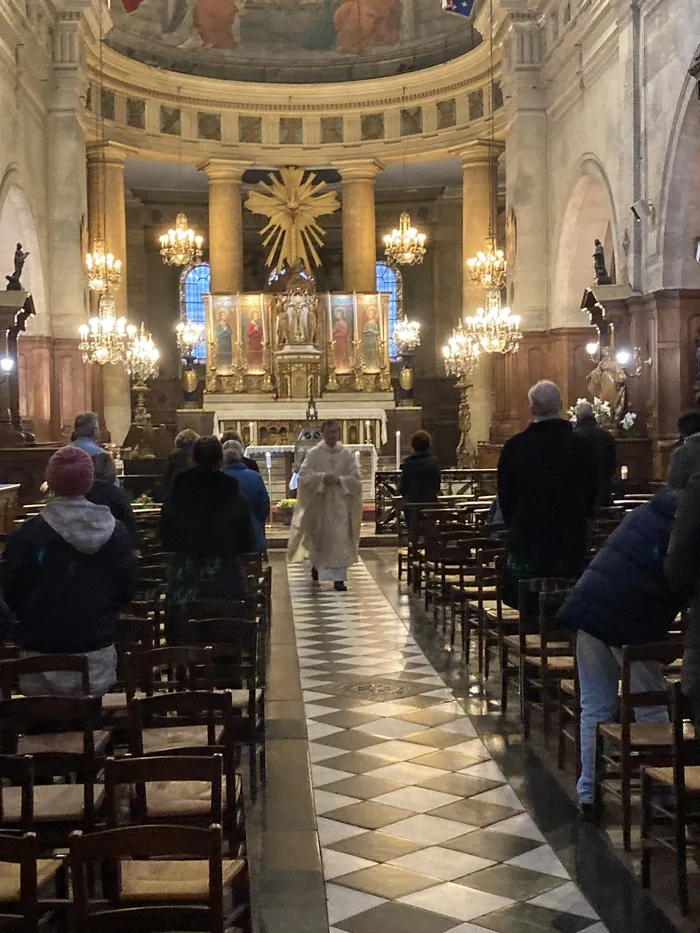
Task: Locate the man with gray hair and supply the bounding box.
[573,400,616,507]
[497,380,598,606]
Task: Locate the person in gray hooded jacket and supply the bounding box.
[1,446,138,697]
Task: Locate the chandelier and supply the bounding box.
[464,303,522,354]
[78,294,135,365]
[125,324,160,382]
[394,318,421,355]
[443,322,482,378]
[159,213,204,267]
[85,238,122,293]
[383,212,427,266]
[176,320,205,357]
[467,236,506,289]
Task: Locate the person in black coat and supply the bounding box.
[86,452,136,540]
[162,429,199,498]
[559,488,683,812]
[160,436,255,610]
[399,430,441,504]
[573,400,616,507]
[497,380,598,607]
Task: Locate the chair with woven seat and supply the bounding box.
[0,831,64,933]
[69,823,251,933]
[0,654,90,701]
[458,546,506,672]
[595,641,683,851]
[105,753,244,853]
[641,680,700,914]
[556,673,581,775]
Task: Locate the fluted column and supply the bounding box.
[86,141,135,446]
[338,160,383,293]
[460,141,499,450]
[198,159,249,292]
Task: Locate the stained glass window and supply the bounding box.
[376,262,401,361]
[181,263,210,361]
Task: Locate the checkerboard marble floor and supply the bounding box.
[288,559,607,933]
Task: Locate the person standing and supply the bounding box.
[573,400,616,507]
[162,428,199,498]
[666,410,700,490]
[159,436,255,608]
[71,412,103,457]
[497,380,597,606]
[87,452,137,540]
[399,430,441,504]
[288,419,363,592]
[222,440,270,553]
[1,447,138,697]
[220,431,260,473]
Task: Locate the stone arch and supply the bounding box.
[658,67,700,290]
[551,156,618,328]
[0,167,48,325]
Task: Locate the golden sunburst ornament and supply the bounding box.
[246,167,339,271]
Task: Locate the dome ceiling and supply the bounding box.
[108,0,479,84]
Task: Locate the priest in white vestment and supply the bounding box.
[288,420,363,591]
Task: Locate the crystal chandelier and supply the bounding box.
[78,294,135,365]
[85,238,122,293]
[443,322,482,378]
[159,213,204,267]
[176,320,205,357]
[394,318,421,355]
[383,212,427,266]
[467,236,506,289]
[125,324,160,382]
[464,303,522,354]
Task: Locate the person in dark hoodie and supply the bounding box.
[1,446,138,697]
[559,482,686,815]
[159,436,255,608]
[86,452,136,540]
[497,380,598,607]
[399,430,441,505]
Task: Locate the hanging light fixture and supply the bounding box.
[466,238,506,289]
[176,320,205,357]
[384,212,427,267]
[125,324,160,382]
[78,294,136,366]
[85,9,122,291]
[394,318,421,355]
[159,213,204,268]
[464,302,522,355]
[86,238,122,293]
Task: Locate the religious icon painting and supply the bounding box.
[209,296,236,375]
[239,294,266,374]
[357,294,383,373]
[329,295,354,374]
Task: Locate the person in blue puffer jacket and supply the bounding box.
[558,486,684,817]
[222,440,270,553]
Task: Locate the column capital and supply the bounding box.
[197,158,250,182]
[337,159,384,182]
[86,140,138,167]
[453,139,504,169]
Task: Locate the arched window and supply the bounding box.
[375,261,402,360]
[180,263,210,361]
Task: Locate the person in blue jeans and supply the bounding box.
[222,440,270,553]
[558,486,685,817]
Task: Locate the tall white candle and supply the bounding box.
[395,430,401,470]
[365,420,371,445]
[249,421,255,446]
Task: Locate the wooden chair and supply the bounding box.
[519,586,575,743]
[458,545,507,672]
[0,697,108,836]
[174,617,265,798]
[0,832,64,933]
[69,824,251,933]
[0,654,90,700]
[122,646,216,701]
[595,641,683,851]
[641,681,700,914]
[556,671,581,776]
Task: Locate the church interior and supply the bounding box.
[0,0,699,931]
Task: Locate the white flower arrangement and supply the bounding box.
[567,397,612,427]
[620,411,637,431]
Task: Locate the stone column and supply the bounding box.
[198,159,249,293]
[86,141,136,447]
[460,141,498,451]
[338,161,383,293]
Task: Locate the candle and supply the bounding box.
[365,420,371,445]
[235,293,241,345]
[265,451,272,471]
[260,292,266,342]
[249,421,255,446]
[395,430,401,470]
[352,293,359,344]
[621,465,628,481]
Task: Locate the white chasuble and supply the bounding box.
[287,441,363,578]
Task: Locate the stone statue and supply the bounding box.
[587,346,627,424]
[307,302,318,347]
[593,239,612,285]
[275,299,290,347]
[6,243,29,291]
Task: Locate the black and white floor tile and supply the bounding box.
[287,559,607,933]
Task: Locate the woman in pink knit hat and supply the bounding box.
[1,446,138,696]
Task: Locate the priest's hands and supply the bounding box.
[323,473,340,487]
